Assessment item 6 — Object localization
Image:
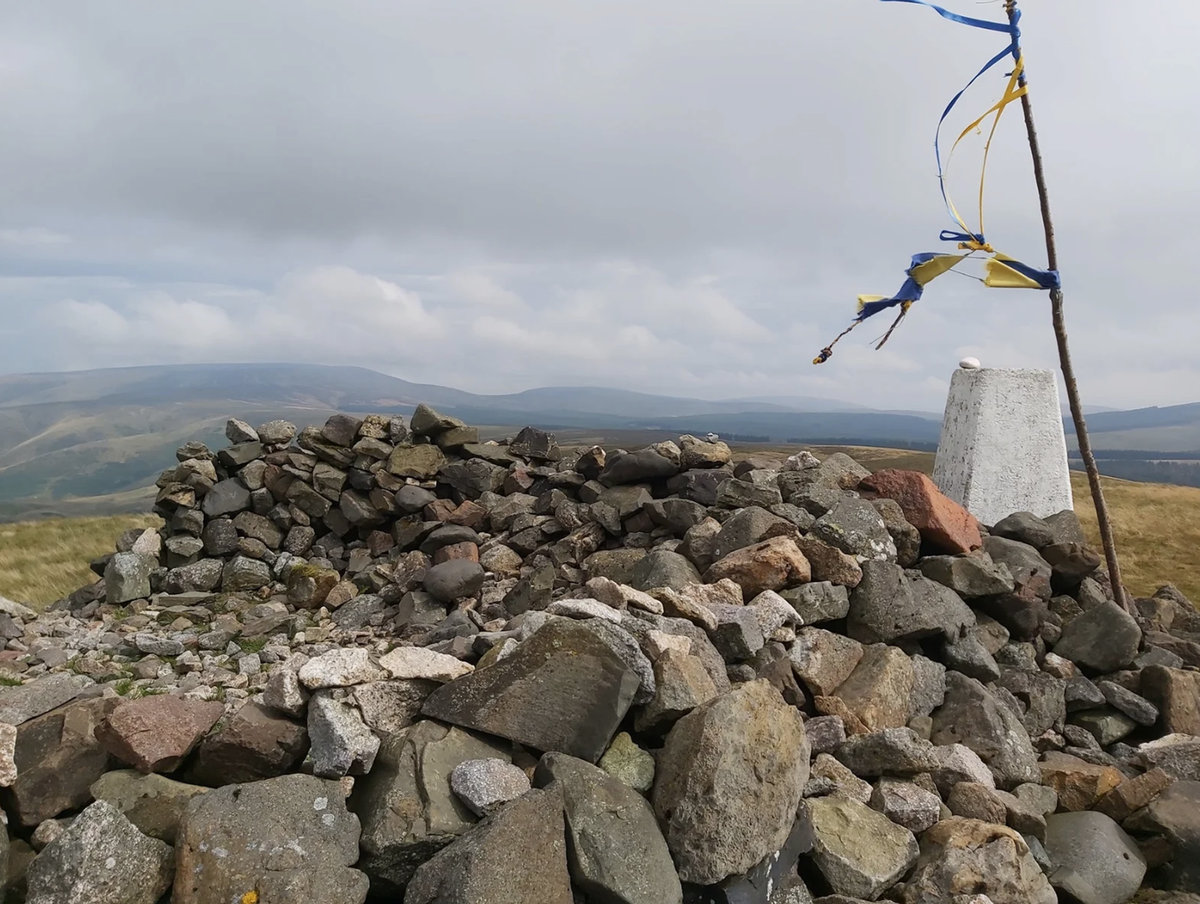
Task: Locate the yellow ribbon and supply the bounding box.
[943,54,1028,252]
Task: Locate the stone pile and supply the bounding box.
[0,404,1198,903]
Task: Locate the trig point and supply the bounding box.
[932,360,1074,527]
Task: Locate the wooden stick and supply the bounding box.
[1004,0,1129,612]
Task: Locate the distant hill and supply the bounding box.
[0,362,1195,518]
[1065,402,1200,453]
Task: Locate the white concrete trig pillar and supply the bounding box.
[932,359,1074,527]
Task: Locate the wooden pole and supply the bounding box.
[1004,0,1129,612]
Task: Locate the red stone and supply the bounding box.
[366,530,395,557]
[94,695,225,774]
[859,469,982,554]
[423,499,458,522]
[447,500,487,529]
[434,541,480,565]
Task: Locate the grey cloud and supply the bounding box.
[0,0,1196,411]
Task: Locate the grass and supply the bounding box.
[1070,471,1200,604]
[0,513,162,610]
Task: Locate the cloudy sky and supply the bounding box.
[1,0,1196,412]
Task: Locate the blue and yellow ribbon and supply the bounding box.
[812,1,1060,365]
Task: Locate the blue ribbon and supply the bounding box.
[878,0,1017,34]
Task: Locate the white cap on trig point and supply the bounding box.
[959,356,982,369]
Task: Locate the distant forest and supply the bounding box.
[1073,457,1200,488]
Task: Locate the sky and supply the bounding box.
[1,0,1197,412]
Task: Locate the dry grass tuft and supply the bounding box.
[0,514,162,610]
[1071,472,1200,604]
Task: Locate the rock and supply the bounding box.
[421,618,640,763]
[308,691,380,778]
[351,720,513,894]
[450,758,531,817]
[704,536,811,597]
[379,646,473,682]
[1123,780,1200,893]
[173,773,367,904]
[298,647,387,689]
[920,553,1015,598]
[781,582,850,625]
[1039,752,1125,811]
[636,648,720,731]
[860,468,982,554]
[258,418,297,445]
[1098,680,1160,726]
[869,778,942,833]
[0,673,89,726]
[811,752,873,803]
[652,680,810,885]
[943,631,1002,682]
[263,668,310,718]
[404,786,573,904]
[1142,666,1200,736]
[715,477,783,510]
[947,782,1007,825]
[667,468,729,506]
[901,818,1056,904]
[631,549,703,592]
[748,588,801,638]
[104,553,155,604]
[89,770,208,844]
[6,696,118,827]
[598,731,655,793]
[1052,600,1142,672]
[833,644,914,731]
[789,628,864,697]
[932,672,1040,790]
[24,800,173,904]
[872,497,922,567]
[388,443,447,479]
[811,498,897,562]
[645,498,710,535]
[534,752,683,904]
[710,605,766,661]
[804,795,919,898]
[697,816,815,904]
[202,477,252,517]
[713,507,795,560]
[1042,542,1102,589]
[795,536,864,588]
[910,654,948,718]
[600,448,679,486]
[353,680,438,736]
[165,559,224,593]
[190,701,309,786]
[997,669,1066,738]
[680,434,732,469]
[423,559,485,602]
[95,696,224,774]
[991,512,1056,549]
[221,554,271,591]
[1043,811,1146,904]
[848,562,975,645]
[508,426,561,461]
[1092,767,1173,823]
[1137,735,1200,781]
